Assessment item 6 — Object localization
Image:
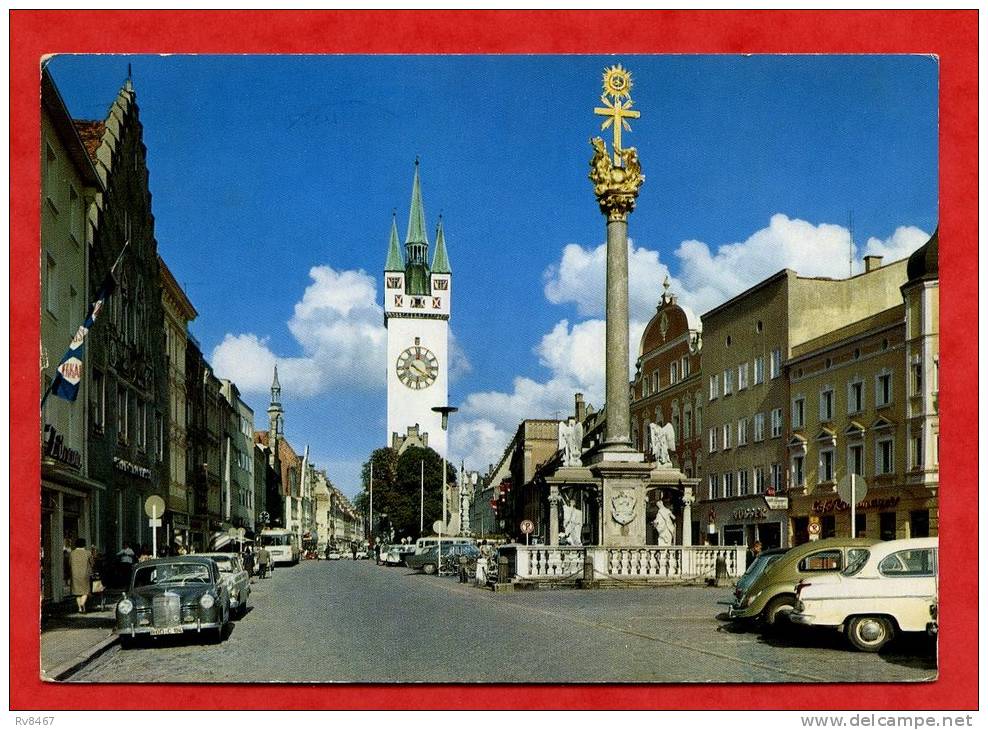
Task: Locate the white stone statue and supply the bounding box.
[649,421,676,467]
[558,417,584,467]
[562,493,584,546]
[652,500,676,546]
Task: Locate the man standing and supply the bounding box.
[256,546,271,579]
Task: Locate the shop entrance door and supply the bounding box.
[757,522,782,549]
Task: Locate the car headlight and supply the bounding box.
[199,593,215,609]
[117,598,133,615]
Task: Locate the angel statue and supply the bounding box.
[649,420,676,467]
[561,492,584,546]
[652,500,676,546]
[558,417,585,467]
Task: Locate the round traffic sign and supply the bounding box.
[837,474,868,505]
[520,519,535,535]
[808,522,821,535]
[432,520,444,534]
[237,527,246,539]
[144,494,166,519]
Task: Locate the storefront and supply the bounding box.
[704,494,790,549]
[41,459,103,603]
[789,485,937,545]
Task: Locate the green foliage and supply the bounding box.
[358,445,455,540]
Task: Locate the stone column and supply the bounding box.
[681,486,694,546]
[548,485,560,546]
[604,216,631,450]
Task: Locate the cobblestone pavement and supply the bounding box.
[69,558,937,683]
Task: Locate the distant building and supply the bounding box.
[40,66,104,601]
[220,379,255,532]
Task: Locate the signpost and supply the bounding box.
[520,519,534,546]
[838,474,869,538]
[808,514,821,541]
[144,495,166,559]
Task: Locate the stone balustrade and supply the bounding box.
[510,544,746,583]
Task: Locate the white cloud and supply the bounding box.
[456,215,929,473]
[449,418,512,476]
[212,265,388,397]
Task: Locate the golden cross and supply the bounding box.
[594,96,640,164]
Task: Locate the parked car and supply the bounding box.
[354,550,369,560]
[382,544,416,566]
[729,537,877,628]
[199,553,250,618]
[406,543,481,575]
[790,537,938,652]
[723,547,790,608]
[326,549,342,560]
[115,556,231,645]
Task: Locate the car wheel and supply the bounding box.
[847,615,894,652]
[423,562,437,575]
[762,595,795,629]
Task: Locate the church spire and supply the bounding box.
[384,210,404,271]
[404,158,429,264]
[432,215,451,274]
[270,365,281,405]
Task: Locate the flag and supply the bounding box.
[47,270,116,403]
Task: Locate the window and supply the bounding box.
[821,515,837,539]
[669,362,678,385]
[819,448,835,483]
[708,427,717,453]
[753,413,765,442]
[723,369,734,395]
[770,348,782,379]
[737,417,748,446]
[753,355,765,385]
[723,472,735,498]
[820,388,834,421]
[848,443,864,476]
[792,397,805,429]
[116,386,129,444]
[912,362,923,396]
[652,372,659,394]
[912,435,924,469]
[155,412,164,461]
[855,513,867,538]
[740,362,750,390]
[880,512,897,541]
[642,376,649,398]
[684,410,693,441]
[69,185,83,243]
[708,473,719,500]
[849,380,864,413]
[799,550,842,572]
[45,255,57,316]
[681,356,689,378]
[876,371,893,407]
[770,463,783,492]
[738,469,749,496]
[45,143,57,205]
[771,408,783,438]
[879,548,934,576]
[876,436,894,474]
[709,374,719,400]
[695,405,702,435]
[792,454,805,488]
[136,400,147,451]
[722,423,732,449]
[754,467,765,494]
[92,370,105,432]
[909,511,931,539]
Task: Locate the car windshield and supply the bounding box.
[261,534,290,546]
[738,552,785,593]
[133,562,211,587]
[841,549,870,577]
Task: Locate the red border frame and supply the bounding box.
[10,10,978,710]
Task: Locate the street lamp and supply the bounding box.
[432,406,458,573]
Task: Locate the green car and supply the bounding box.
[729,537,877,628]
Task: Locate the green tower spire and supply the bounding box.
[404,158,429,263]
[384,211,404,272]
[431,215,451,274]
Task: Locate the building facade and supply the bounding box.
[220,379,256,532]
[40,67,104,601]
[384,162,452,459]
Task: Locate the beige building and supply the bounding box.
[786,232,939,542]
[159,257,197,545]
[40,67,104,601]
[700,256,911,548]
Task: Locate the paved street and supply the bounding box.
[68,558,936,683]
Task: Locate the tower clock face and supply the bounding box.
[396,345,439,389]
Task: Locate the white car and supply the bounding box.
[790,537,938,652]
[199,553,251,618]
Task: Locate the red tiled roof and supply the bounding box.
[72,120,105,163]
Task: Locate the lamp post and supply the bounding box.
[432,406,458,573]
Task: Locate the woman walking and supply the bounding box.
[69,538,93,613]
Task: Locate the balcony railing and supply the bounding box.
[511,544,746,582]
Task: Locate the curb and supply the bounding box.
[42,632,120,682]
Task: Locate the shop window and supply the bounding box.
[910,510,930,538]
[855,512,867,538]
[821,515,836,539]
[723,525,744,546]
[880,512,897,541]
[792,516,809,545]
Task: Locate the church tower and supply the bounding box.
[267,365,284,460]
[384,161,451,460]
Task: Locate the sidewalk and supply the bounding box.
[40,595,121,681]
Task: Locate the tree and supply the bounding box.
[358,445,455,541]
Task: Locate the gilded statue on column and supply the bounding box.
[589,64,645,220]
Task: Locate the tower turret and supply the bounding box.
[267,365,284,438]
[404,159,431,295]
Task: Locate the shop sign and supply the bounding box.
[113,456,152,480]
[764,496,789,511]
[813,496,900,514]
[42,424,82,469]
[732,507,767,521]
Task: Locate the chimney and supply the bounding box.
[864,255,883,272]
[575,392,586,423]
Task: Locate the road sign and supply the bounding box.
[808,522,821,535]
[432,520,444,534]
[144,495,166,519]
[837,474,868,505]
[149,518,162,528]
[237,527,246,539]
[520,520,535,535]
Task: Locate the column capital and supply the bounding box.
[589,138,644,221]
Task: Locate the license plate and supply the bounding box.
[150,626,184,636]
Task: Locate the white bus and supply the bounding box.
[259,528,300,566]
[413,536,476,555]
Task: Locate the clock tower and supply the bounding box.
[384,161,452,459]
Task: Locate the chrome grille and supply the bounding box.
[181,604,196,623]
[152,592,181,626]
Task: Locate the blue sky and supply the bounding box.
[48,55,938,496]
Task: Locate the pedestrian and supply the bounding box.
[257,546,270,579]
[116,541,136,587]
[351,544,357,560]
[746,540,763,568]
[243,546,255,578]
[69,538,93,613]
